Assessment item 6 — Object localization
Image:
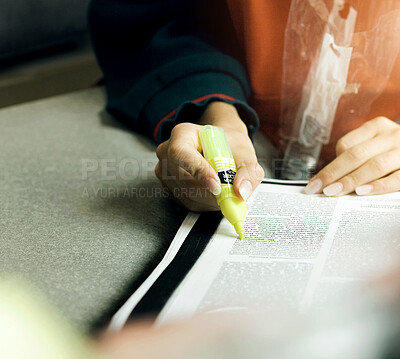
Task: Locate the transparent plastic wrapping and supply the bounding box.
[279,0,400,179]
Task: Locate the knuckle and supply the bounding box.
[171,122,185,133]
[189,166,201,181]
[336,138,348,154]
[378,180,392,193]
[346,145,366,163]
[319,167,338,182]
[204,163,217,178]
[171,122,193,135]
[372,116,390,127]
[394,171,400,183]
[370,156,390,173]
[155,143,165,160]
[254,163,265,182]
[372,116,388,125]
[392,129,400,141]
[167,143,185,160]
[178,157,203,179]
[193,162,211,181]
[341,175,357,189]
[154,162,162,179]
[237,158,264,180]
[236,161,247,172]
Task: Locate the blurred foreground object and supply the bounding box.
[0,278,99,359]
[2,270,400,359]
[100,269,400,359]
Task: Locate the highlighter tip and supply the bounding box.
[234,221,245,240]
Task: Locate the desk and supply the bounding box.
[0,88,183,332]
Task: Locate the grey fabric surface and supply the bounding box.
[0,88,182,332]
[0,0,89,60]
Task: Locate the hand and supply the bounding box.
[155,102,264,212]
[305,117,400,196]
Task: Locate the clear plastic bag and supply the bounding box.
[279,0,400,179]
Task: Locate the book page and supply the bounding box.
[157,182,400,324]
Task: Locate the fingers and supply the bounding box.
[226,132,264,201]
[306,133,396,194]
[322,149,400,196]
[155,123,221,212]
[157,124,221,195]
[233,149,265,201]
[356,170,400,196]
[305,117,400,197]
[335,117,396,156]
[198,101,263,201]
[155,156,219,212]
[155,120,263,211]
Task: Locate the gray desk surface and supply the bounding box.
[0,88,183,332]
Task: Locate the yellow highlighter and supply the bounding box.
[199,125,247,239]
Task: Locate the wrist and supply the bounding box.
[198,101,248,134]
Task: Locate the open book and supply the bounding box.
[109,180,400,330]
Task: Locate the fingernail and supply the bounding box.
[323,182,343,197]
[239,180,252,201]
[304,178,322,194]
[209,178,221,196]
[356,185,373,196]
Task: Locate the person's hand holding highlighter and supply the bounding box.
[155,101,264,214]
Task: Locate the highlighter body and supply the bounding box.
[199,125,247,239]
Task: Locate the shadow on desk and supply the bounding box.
[87,107,187,332]
[83,178,187,333]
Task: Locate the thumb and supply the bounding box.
[233,149,264,201]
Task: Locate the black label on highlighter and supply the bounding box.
[218,170,236,185]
